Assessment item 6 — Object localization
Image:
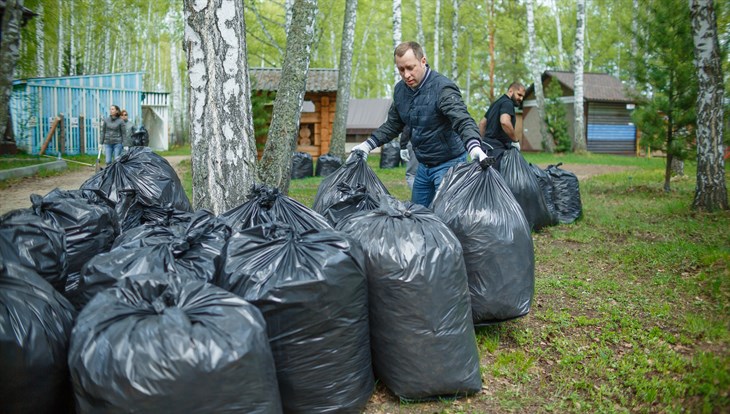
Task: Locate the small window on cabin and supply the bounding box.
[302,101,315,113]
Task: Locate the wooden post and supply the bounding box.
[79,116,86,154]
[58,114,65,155]
[39,116,60,156]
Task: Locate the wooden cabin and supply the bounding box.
[522,71,637,154]
[249,68,338,159]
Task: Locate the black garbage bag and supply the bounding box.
[131,125,149,146]
[291,151,313,179]
[546,163,583,224]
[379,139,402,169]
[312,150,390,215]
[431,160,535,324]
[528,164,559,227]
[499,148,555,231]
[0,261,76,414]
[221,184,331,233]
[69,218,214,309]
[69,275,282,414]
[336,196,481,400]
[80,146,192,212]
[31,189,119,275]
[322,182,381,227]
[315,153,342,177]
[0,208,67,291]
[217,224,373,413]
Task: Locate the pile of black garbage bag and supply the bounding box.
[0,144,585,411]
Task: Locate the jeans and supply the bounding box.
[411,152,467,207]
[105,143,123,164]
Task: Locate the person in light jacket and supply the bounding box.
[101,105,125,164]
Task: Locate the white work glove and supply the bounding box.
[400,149,410,163]
[511,141,521,151]
[347,141,375,162]
[469,146,488,162]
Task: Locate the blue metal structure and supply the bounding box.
[10,72,144,155]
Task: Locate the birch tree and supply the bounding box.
[35,1,44,76]
[258,0,317,194]
[450,0,459,80]
[184,0,257,214]
[392,0,401,84]
[689,0,727,211]
[56,0,63,75]
[551,0,564,68]
[330,0,357,160]
[69,0,75,75]
[433,0,440,70]
[0,0,25,145]
[572,0,587,152]
[526,0,552,152]
[415,0,425,54]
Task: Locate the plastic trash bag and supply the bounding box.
[336,196,481,400]
[31,189,119,274]
[0,208,67,291]
[217,224,373,413]
[69,275,282,414]
[80,146,192,212]
[312,150,390,215]
[68,211,223,309]
[528,164,559,226]
[431,160,535,324]
[379,139,402,169]
[499,148,555,231]
[291,151,313,179]
[315,153,342,177]
[221,184,331,233]
[131,125,149,147]
[546,163,583,224]
[0,261,76,414]
[322,183,380,227]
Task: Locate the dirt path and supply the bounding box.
[0,155,190,216]
[0,159,632,216]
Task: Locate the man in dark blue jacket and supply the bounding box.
[349,41,487,207]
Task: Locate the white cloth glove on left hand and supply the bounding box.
[400,149,410,163]
[347,141,375,162]
[469,146,488,162]
[511,141,521,151]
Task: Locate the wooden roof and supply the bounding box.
[526,71,636,103]
[249,68,339,93]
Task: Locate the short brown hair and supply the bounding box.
[394,41,425,60]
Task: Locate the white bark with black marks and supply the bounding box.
[450,0,460,81]
[35,2,44,76]
[689,0,727,211]
[572,0,587,152]
[0,0,24,142]
[433,0,440,71]
[184,0,257,214]
[392,0,401,84]
[330,0,357,160]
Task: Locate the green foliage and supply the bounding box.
[250,90,275,151]
[544,80,571,152]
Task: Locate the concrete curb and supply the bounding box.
[0,160,68,181]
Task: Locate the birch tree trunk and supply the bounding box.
[465,34,471,106]
[170,35,183,146]
[415,0,425,55]
[258,0,317,195]
[450,0,459,80]
[184,0,258,214]
[487,0,495,100]
[57,0,63,75]
[392,0,401,84]
[689,0,727,211]
[551,0,564,68]
[0,0,24,145]
[572,0,587,152]
[285,0,294,35]
[102,0,110,71]
[35,2,44,76]
[330,0,357,160]
[527,0,553,152]
[69,0,75,75]
[630,0,638,89]
[433,0,440,70]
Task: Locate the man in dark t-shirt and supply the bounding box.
[478,82,525,170]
